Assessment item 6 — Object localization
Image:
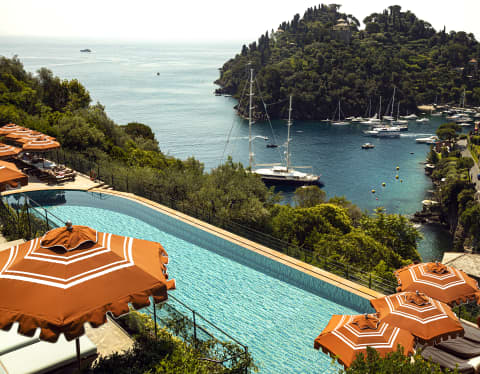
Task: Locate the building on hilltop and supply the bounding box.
[332,18,352,43]
[469,58,478,76]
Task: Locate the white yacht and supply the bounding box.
[364,126,401,138]
[416,118,430,123]
[245,70,322,186]
[402,114,418,119]
[416,135,439,144]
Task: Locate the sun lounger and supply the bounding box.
[463,322,480,344]
[0,328,39,356]
[421,345,475,373]
[0,334,97,374]
[436,337,480,359]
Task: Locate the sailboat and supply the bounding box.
[246,70,322,186]
[331,100,350,125]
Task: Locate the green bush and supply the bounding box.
[345,346,457,373]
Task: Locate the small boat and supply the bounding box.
[266,143,278,148]
[416,118,430,123]
[416,135,439,144]
[402,114,418,119]
[458,122,473,127]
[361,143,375,149]
[80,49,91,53]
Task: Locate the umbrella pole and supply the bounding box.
[76,337,81,370]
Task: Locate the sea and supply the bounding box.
[0,36,454,261]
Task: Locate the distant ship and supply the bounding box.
[80,49,91,53]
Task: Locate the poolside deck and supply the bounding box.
[1,171,100,196]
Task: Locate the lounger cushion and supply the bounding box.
[421,346,474,373]
[436,337,480,359]
[0,328,39,356]
[462,322,480,344]
[0,335,97,374]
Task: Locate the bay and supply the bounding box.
[0,36,449,261]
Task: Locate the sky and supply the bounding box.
[1,0,480,42]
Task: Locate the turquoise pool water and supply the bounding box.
[12,190,372,373]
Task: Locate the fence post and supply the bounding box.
[369,273,372,289]
[345,265,349,279]
[193,310,197,348]
[25,197,32,240]
[126,175,129,192]
[153,302,157,341]
[45,211,50,230]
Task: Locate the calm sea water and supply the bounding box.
[0,36,452,260]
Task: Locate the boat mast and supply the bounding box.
[379,96,382,120]
[391,87,396,118]
[248,68,254,169]
[286,95,292,171]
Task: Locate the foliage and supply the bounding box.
[0,199,47,240]
[293,185,326,207]
[360,208,422,262]
[427,125,480,250]
[344,346,457,373]
[436,122,461,141]
[92,310,257,374]
[215,5,480,120]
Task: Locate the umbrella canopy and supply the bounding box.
[15,134,55,144]
[0,160,28,191]
[4,129,36,140]
[0,143,22,159]
[314,313,415,368]
[395,262,480,306]
[0,124,24,135]
[22,137,60,152]
[0,224,175,342]
[371,291,464,345]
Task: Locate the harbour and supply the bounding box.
[0,36,455,262]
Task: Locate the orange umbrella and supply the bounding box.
[0,143,22,159]
[371,291,464,345]
[15,134,55,144]
[0,124,24,135]
[4,129,35,140]
[0,160,28,191]
[395,262,480,306]
[22,137,60,152]
[314,313,415,368]
[0,223,175,342]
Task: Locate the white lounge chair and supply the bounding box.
[0,333,97,374]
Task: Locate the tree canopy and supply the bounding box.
[215,5,480,120]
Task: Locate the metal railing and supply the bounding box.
[0,192,252,372]
[145,295,251,373]
[0,193,64,240]
[48,149,399,295]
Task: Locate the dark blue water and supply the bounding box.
[0,36,450,261]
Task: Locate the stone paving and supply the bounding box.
[85,317,134,359]
[1,172,100,197]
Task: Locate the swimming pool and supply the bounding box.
[10,190,373,373]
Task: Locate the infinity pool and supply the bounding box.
[12,190,372,373]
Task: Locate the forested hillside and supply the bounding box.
[215,4,480,120]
